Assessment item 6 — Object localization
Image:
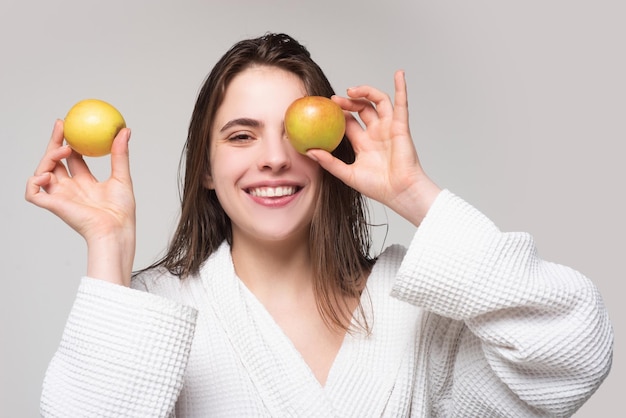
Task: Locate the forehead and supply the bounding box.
[215,66,307,121]
[229,65,305,91]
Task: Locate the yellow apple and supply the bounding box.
[63,99,126,157]
[284,96,345,154]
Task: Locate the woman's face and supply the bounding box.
[205,65,322,247]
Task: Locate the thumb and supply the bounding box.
[110,128,131,181]
[306,149,353,185]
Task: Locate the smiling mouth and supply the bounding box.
[247,186,300,197]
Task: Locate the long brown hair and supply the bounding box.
[145,33,374,332]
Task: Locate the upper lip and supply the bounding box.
[244,179,303,189]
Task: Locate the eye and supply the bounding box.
[227,132,255,142]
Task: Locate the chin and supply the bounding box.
[238,224,311,247]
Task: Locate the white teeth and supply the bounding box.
[249,186,297,197]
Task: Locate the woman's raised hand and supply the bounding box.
[25,120,136,286]
[307,70,441,226]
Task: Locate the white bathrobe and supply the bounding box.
[40,190,613,417]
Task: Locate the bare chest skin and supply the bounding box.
[229,240,357,385]
[264,292,353,386]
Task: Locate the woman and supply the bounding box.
[26,33,612,417]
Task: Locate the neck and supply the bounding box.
[230,233,314,302]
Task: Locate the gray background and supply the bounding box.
[1,0,623,416]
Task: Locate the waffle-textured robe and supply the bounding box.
[40,190,613,417]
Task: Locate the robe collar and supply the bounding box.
[200,241,420,417]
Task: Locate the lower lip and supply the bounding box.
[247,190,301,208]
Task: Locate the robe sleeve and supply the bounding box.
[40,277,198,418]
[390,190,613,417]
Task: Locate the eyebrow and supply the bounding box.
[219,118,264,133]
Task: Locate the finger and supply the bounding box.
[40,119,66,160]
[346,84,394,119]
[332,96,379,127]
[343,115,367,150]
[66,149,93,180]
[110,128,132,182]
[25,173,52,206]
[34,146,72,187]
[34,120,72,177]
[25,172,72,217]
[306,149,354,186]
[45,119,66,152]
[332,95,373,112]
[392,70,410,136]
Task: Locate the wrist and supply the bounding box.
[86,231,136,287]
[390,178,442,227]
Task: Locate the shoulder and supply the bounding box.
[132,265,175,289]
[366,244,408,294]
[373,244,408,273]
[131,265,194,302]
[131,242,231,302]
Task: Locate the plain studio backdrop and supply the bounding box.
[1,1,623,416]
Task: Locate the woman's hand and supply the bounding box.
[25,120,136,286]
[307,70,441,226]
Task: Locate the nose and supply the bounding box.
[257,130,292,172]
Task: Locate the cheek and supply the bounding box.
[301,157,323,185]
[301,160,324,210]
[209,151,247,190]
